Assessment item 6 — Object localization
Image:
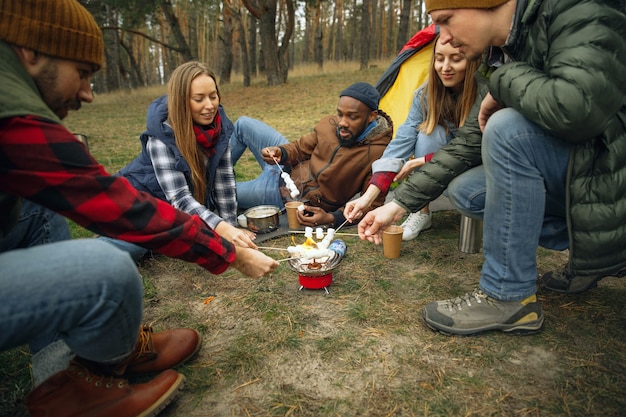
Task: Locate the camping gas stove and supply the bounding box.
[286,251,343,294]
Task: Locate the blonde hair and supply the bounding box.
[419,35,480,135]
[167,61,220,204]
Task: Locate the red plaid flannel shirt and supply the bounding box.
[0,116,235,274]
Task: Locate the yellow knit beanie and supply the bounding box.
[0,0,104,68]
[425,0,509,13]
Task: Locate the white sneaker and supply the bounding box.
[400,211,432,241]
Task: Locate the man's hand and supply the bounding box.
[215,222,257,249]
[261,146,282,164]
[297,205,333,227]
[230,247,279,278]
[478,93,505,132]
[358,202,407,245]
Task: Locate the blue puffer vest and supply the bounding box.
[118,95,233,209]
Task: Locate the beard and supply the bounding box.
[336,127,359,147]
[335,117,370,147]
[33,61,81,119]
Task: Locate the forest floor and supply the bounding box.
[1,63,625,417]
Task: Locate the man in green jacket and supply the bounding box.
[358,0,626,335]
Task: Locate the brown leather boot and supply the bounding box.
[116,325,202,377]
[26,360,184,417]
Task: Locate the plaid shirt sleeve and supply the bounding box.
[210,145,238,226]
[0,116,236,274]
[147,138,229,229]
[369,171,397,195]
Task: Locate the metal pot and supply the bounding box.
[243,205,281,234]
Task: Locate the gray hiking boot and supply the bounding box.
[541,268,626,294]
[422,288,544,336]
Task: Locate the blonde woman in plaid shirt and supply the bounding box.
[104,62,257,262]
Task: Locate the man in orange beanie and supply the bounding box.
[358,0,626,335]
[0,0,277,415]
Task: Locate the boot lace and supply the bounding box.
[135,326,155,354]
[108,325,156,375]
[70,360,127,389]
[129,325,156,362]
[443,288,488,312]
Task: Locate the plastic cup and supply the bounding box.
[285,201,302,229]
[382,225,403,259]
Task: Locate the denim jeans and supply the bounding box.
[0,201,143,382]
[0,200,71,353]
[448,108,570,300]
[230,116,288,210]
[447,165,486,220]
[386,124,451,160]
[0,199,71,252]
[0,239,142,359]
[98,236,148,264]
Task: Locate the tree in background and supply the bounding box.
[80,0,429,92]
[241,0,295,86]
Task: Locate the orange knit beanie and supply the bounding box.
[425,0,509,13]
[0,0,104,68]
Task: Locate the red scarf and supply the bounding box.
[193,112,222,157]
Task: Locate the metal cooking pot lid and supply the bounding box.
[244,205,280,218]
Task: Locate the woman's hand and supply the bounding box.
[215,222,257,249]
[394,157,425,182]
[344,185,380,222]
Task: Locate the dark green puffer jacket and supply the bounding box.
[395,0,626,277]
[490,0,626,277]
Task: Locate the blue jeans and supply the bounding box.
[98,236,149,264]
[0,201,143,381]
[1,200,71,353]
[0,199,71,252]
[0,239,142,361]
[385,124,451,160]
[448,108,570,300]
[230,116,288,210]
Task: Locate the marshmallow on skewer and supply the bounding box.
[297,204,305,212]
[315,227,324,240]
[290,189,300,198]
[317,238,331,249]
[301,248,332,260]
[287,246,305,257]
[325,228,336,241]
[304,227,313,238]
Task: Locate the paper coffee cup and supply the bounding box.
[285,201,301,229]
[382,225,403,259]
